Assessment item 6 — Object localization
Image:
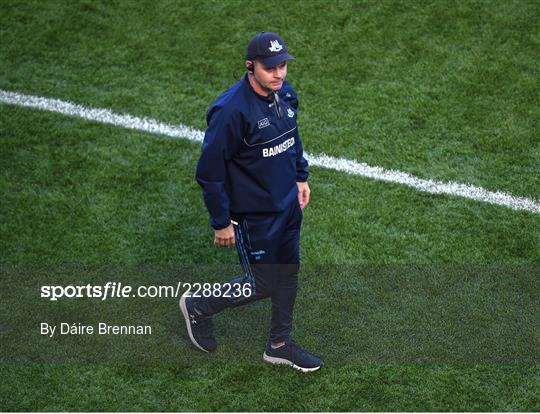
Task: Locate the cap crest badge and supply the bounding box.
[268,40,283,52]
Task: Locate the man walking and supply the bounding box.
[181,32,323,372]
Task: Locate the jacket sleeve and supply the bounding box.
[295,134,309,182]
[283,85,309,182]
[195,106,242,230]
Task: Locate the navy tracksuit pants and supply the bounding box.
[195,200,302,343]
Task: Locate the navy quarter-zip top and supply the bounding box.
[196,74,309,230]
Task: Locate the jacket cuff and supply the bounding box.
[210,216,231,230]
[296,170,309,182]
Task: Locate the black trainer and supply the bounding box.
[179,293,217,353]
[263,339,323,372]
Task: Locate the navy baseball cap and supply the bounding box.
[246,32,295,68]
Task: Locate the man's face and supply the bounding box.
[253,60,288,92]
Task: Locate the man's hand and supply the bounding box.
[214,224,235,247]
[297,181,311,209]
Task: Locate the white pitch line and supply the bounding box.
[1,89,539,214]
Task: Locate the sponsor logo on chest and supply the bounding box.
[262,137,295,158]
[258,117,270,129]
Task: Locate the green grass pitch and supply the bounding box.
[1,0,539,411]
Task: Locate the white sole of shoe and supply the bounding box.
[179,295,209,353]
[262,352,322,373]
